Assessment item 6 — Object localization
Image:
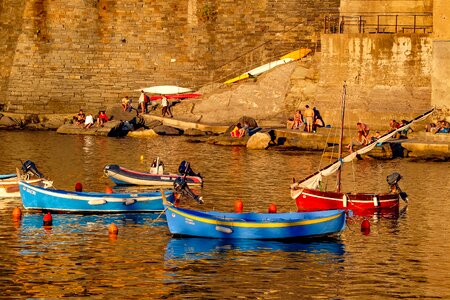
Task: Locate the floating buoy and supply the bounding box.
[361,219,370,235]
[234,199,243,213]
[105,185,113,194]
[12,207,22,221]
[43,212,53,226]
[268,203,277,213]
[108,223,118,235]
[75,182,83,192]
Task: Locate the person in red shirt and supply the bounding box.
[97,111,109,127]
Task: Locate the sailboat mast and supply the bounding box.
[336,81,347,193]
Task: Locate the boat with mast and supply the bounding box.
[290,82,434,215]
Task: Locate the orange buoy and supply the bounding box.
[43,212,53,226]
[268,203,277,213]
[105,185,113,194]
[75,182,83,192]
[108,223,118,235]
[12,207,22,221]
[234,199,243,213]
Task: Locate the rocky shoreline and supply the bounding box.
[1,107,449,161]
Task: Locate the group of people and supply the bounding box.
[349,118,415,150]
[73,109,109,129]
[425,120,450,134]
[121,91,173,117]
[290,105,325,133]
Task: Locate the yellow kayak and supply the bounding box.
[280,48,312,60]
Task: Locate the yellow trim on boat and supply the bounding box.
[166,206,342,228]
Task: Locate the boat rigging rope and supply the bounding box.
[150,207,168,225]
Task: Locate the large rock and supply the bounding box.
[246,132,272,149]
[152,125,184,135]
[184,128,209,136]
[0,114,21,129]
[128,129,159,138]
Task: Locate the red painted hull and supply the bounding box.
[294,188,400,216]
[149,93,201,101]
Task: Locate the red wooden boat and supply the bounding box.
[290,82,434,215]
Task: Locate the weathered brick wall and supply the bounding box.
[0,0,340,113]
[314,34,432,130]
[432,0,450,111]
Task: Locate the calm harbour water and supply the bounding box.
[0,130,449,299]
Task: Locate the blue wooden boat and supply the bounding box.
[164,205,347,240]
[19,181,174,213]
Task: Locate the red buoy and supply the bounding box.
[361,219,370,235]
[105,185,113,194]
[43,212,53,226]
[12,207,22,221]
[268,203,277,213]
[234,199,243,213]
[108,223,118,235]
[75,182,83,192]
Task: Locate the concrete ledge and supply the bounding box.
[402,141,450,157]
[56,120,121,136]
[143,115,229,134]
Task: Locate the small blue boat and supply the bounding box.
[164,205,347,240]
[19,181,174,213]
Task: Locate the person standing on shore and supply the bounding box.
[304,105,315,133]
[161,96,173,117]
[138,90,146,114]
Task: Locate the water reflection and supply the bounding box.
[0,131,449,298]
[164,236,346,261]
[17,212,167,231]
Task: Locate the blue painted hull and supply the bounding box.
[19,181,174,213]
[165,205,347,239]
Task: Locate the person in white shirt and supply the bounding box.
[84,113,94,129]
[161,96,173,117]
[138,90,146,114]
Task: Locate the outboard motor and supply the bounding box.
[178,160,201,177]
[386,172,408,203]
[173,176,203,204]
[21,160,44,178]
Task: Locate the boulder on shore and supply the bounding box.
[246,132,272,150]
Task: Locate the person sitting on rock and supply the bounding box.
[121,96,131,112]
[97,111,109,127]
[291,110,303,129]
[239,122,250,137]
[231,123,242,137]
[74,109,86,126]
[436,120,450,134]
[84,113,94,129]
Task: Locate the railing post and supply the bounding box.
[359,15,362,33]
[395,15,398,33]
[414,15,416,33]
[377,15,380,33]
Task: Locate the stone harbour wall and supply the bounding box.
[0,0,340,114]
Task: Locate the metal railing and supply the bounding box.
[324,13,433,34]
